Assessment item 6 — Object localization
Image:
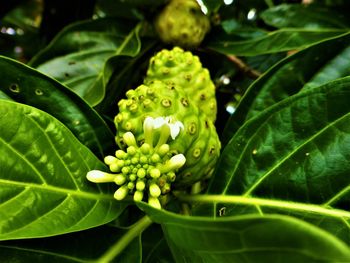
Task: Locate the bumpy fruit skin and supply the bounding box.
[114,80,220,188]
[155,0,210,48]
[144,47,217,122]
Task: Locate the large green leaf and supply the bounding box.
[0,55,114,158]
[207,28,347,56]
[261,4,350,29]
[222,32,350,144]
[0,225,140,262]
[95,39,157,115]
[142,224,174,263]
[140,204,350,262]
[29,18,142,106]
[0,100,123,240]
[204,77,350,242]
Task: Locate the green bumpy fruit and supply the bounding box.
[144,47,217,122]
[155,0,210,48]
[114,80,220,188]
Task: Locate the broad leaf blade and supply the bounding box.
[222,32,350,144]
[207,28,347,56]
[142,224,174,263]
[261,4,350,29]
[96,39,157,115]
[139,204,350,262]
[29,18,142,106]
[0,100,123,240]
[0,225,140,262]
[0,55,114,158]
[206,77,350,241]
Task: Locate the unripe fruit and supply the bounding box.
[145,47,217,122]
[114,80,220,188]
[154,0,210,48]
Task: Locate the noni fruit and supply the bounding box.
[154,0,210,48]
[144,47,217,122]
[87,80,220,209]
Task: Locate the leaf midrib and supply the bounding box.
[193,247,349,262]
[243,112,350,197]
[0,245,87,263]
[0,178,113,200]
[178,194,350,219]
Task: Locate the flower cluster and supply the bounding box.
[87,116,186,209]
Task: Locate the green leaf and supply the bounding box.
[206,77,350,241]
[0,91,13,101]
[0,55,114,158]
[142,224,174,263]
[222,32,350,144]
[207,28,347,56]
[0,100,123,240]
[0,225,140,262]
[139,204,350,262]
[261,4,350,29]
[202,0,222,12]
[29,18,142,106]
[96,39,157,115]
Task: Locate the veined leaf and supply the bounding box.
[0,55,114,158]
[222,32,350,144]
[207,28,347,56]
[29,18,142,106]
[205,77,350,241]
[0,100,123,240]
[261,4,350,29]
[0,225,140,262]
[142,224,173,263]
[139,204,350,262]
[96,39,157,115]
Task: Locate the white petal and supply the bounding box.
[169,121,184,139]
[153,116,167,129]
[144,116,155,130]
[170,124,180,139]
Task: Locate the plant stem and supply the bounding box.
[95,215,153,263]
[176,194,350,219]
[227,55,261,79]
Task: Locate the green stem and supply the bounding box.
[176,194,350,219]
[95,215,153,263]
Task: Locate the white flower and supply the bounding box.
[149,116,184,140]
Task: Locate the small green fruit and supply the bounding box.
[114,80,220,188]
[145,47,217,122]
[155,0,210,48]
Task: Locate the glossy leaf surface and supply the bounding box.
[261,4,350,29]
[30,18,142,106]
[222,32,350,143]
[205,77,350,242]
[208,28,347,56]
[0,100,123,240]
[140,204,350,262]
[0,55,114,158]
